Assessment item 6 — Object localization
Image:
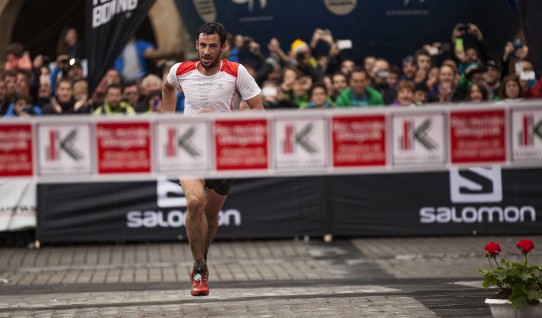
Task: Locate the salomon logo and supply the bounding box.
[449,167,502,203]
[157,176,186,208]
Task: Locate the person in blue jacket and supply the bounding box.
[114,37,155,82]
[3,92,42,118]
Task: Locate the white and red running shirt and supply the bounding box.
[166,60,261,115]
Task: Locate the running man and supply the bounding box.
[162,22,264,296]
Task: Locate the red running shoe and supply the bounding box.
[190,271,209,296]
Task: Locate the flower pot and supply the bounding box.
[485,299,542,318]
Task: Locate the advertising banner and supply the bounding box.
[450,109,507,164]
[214,119,269,171]
[332,167,542,237]
[37,176,327,243]
[331,115,387,167]
[96,122,151,174]
[511,108,542,162]
[391,112,446,166]
[155,119,211,173]
[273,116,328,170]
[0,180,36,232]
[0,124,33,177]
[85,0,155,94]
[36,123,92,176]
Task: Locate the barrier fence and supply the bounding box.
[1,102,542,181]
[1,102,542,242]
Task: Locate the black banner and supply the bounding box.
[332,168,542,237]
[37,168,542,244]
[37,177,328,243]
[85,0,154,94]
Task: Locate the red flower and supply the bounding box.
[516,239,535,254]
[484,242,501,256]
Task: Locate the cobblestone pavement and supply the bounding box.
[1,235,541,317]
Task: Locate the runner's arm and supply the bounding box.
[244,95,264,110]
[162,81,177,113]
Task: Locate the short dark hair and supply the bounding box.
[309,82,328,97]
[15,92,32,104]
[349,67,368,80]
[106,83,122,95]
[197,22,227,46]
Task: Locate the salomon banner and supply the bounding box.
[37,167,542,243]
[86,0,155,94]
[37,177,327,243]
[332,167,542,237]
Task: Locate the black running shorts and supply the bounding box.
[204,179,233,196]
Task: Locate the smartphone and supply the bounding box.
[427,47,439,56]
[262,87,278,97]
[455,38,464,53]
[337,39,353,50]
[520,71,535,81]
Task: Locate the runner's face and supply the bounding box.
[196,33,224,70]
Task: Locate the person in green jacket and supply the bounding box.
[335,68,384,107]
[93,84,136,116]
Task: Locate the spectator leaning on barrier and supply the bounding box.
[335,67,383,107]
[122,81,144,112]
[42,78,88,115]
[93,84,136,116]
[143,90,164,114]
[497,74,523,102]
[306,82,333,109]
[3,92,42,118]
[467,81,489,103]
[413,82,429,105]
[391,80,415,107]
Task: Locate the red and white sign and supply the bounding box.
[450,110,506,163]
[214,119,268,170]
[37,123,92,175]
[511,109,542,162]
[391,113,446,166]
[155,121,210,172]
[331,115,387,167]
[0,124,33,177]
[96,122,151,174]
[273,117,327,169]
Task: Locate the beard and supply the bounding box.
[200,54,220,69]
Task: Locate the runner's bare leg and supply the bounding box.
[203,189,227,261]
[180,178,207,262]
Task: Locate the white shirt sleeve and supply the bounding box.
[236,64,262,100]
[166,63,182,87]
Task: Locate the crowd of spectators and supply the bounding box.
[1,22,541,118]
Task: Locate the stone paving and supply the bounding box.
[1,235,541,317]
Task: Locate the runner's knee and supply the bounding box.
[186,194,205,214]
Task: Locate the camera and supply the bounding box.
[42,55,51,65]
[512,39,523,50]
